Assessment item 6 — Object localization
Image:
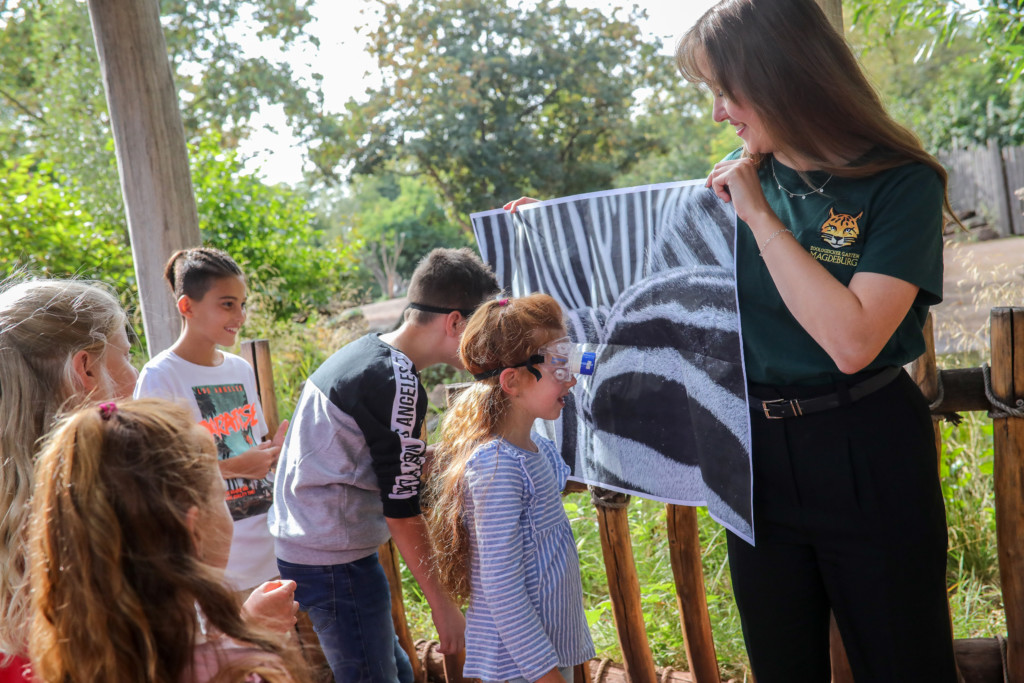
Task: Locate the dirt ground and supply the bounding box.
[934,236,1024,354]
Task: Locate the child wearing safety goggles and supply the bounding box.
[425,293,595,683]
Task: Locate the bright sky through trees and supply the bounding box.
[239,0,718,184]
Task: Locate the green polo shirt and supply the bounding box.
[733,151,944,386]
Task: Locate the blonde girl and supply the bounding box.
[0,278,136,668]
[426,293,594,683]
[28,398,307,683]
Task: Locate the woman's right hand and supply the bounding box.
[705,157,775,226]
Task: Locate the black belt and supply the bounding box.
[749,366,902,419]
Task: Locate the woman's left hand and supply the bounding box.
[706,157,774,225]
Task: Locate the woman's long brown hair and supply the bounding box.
[676,0,957,224]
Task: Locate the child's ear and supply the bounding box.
[444,310,463,338]
[176,295,193,318]
[71,349,101,393]
[499,368,520,397]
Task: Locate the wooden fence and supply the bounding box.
[241,305,1024,683]
[940,141,1024,237]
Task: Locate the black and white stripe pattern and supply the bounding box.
[471,181,754,542]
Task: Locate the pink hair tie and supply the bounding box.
[498,298,510,307]
[99,402,118,420]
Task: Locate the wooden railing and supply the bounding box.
[242,305,1024,683]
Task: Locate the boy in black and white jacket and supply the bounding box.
[269,247,498,683]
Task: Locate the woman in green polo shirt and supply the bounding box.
[677,0,957,681]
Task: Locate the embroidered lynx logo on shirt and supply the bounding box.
[809,207,864,268]
[820,208,863,248]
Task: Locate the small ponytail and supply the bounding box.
[163,247,244,301]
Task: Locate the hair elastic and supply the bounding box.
[498,298,510,307]
[99,402,118,420]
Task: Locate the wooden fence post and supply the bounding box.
[988,139,1016,238]
[378,540,426,683]
[239,340,280,438]
[665,505,720,683]
[990,307,1024,682]
[593,489,657,683]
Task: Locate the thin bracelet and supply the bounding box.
[759,228,792,258]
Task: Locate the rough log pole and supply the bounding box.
[815,0,843,33]
[85,0,201,357]
[990,307,1024,682]
[666,505,720,683]
[594,490,657,683]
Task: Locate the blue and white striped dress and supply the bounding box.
[462,435,595,683]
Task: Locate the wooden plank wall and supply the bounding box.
[939,141,1024,237]
[1003,145,1024,237]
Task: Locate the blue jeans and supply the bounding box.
[278,554,414,683]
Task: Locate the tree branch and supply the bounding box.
[0,86,44,122]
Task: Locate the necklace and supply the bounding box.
[771,157,832,199]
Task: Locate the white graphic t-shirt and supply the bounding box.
[135,349,278,590]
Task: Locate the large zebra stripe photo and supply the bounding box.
[471,181,754,542]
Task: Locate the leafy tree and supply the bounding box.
[849,0,1023,82]
[322,0,667,230]
[0,155,133,288]
[613,69,720,187]
[190,132,361,317]
[0,133,359,320]
[0,0,332,228]
[329,173,472,299]
[847,1,1024,148]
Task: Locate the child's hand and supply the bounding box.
[503,197,539,213]
[241,579,299,634]
[218,440,280,480]
[432,599,466,655]
[271,419,289,448]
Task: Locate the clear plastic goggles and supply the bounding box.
[537,336,596,383]
[471,337,596,383]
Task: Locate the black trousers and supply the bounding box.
[727,369,958,682]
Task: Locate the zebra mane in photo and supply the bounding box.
[471,181,754,543]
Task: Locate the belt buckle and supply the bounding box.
[761,398,787,419]
[761,398,803,419]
